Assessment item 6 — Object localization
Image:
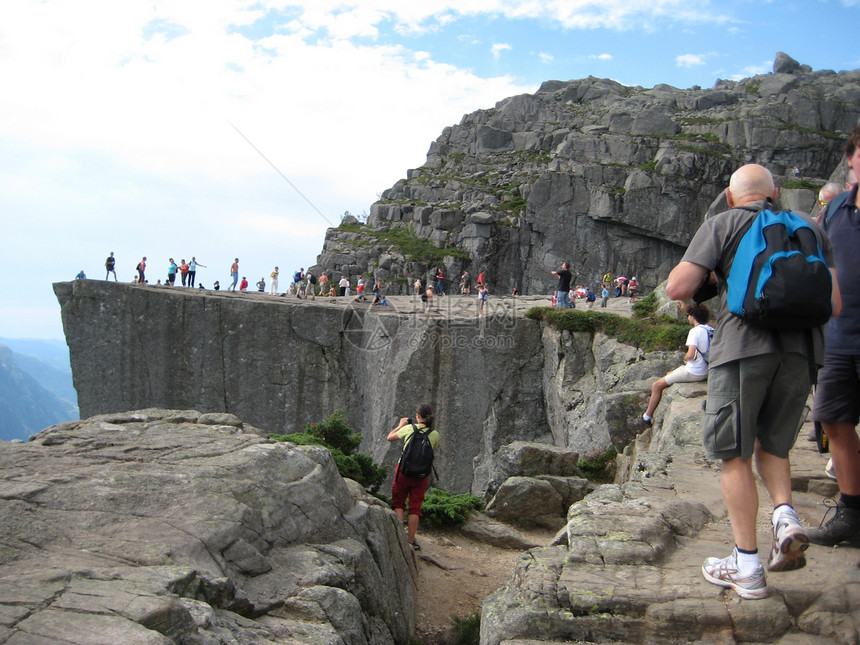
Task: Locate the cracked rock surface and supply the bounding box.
[481,386,860,645]
[0,409,415,645]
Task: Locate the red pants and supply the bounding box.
[391,465,430,516]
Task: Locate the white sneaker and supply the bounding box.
[825,458,836,480]
[702,548,768,599]
[767,509,808,572]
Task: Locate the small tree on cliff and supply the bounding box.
[270,410,387,493]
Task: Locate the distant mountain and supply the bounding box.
[0,337,72,373]
[0,338,78,412]
[0,341,78,441]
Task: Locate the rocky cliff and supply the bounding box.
[314,52,860,296]
[0,409,414,644]
[479,380,859,645]
[55,280,679,496]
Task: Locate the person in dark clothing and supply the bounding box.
[551,262,573,309]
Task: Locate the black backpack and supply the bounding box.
[398,425,435,479]
[310,273,317,285]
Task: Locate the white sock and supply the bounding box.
[643,413,652,422]
[734,548,760,575]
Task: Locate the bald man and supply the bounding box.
[666,163,841,600]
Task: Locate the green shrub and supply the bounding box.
[335,222,362,233]
[631,292,658,318]
[371,227,469,262]
[676,144,726,158]
[782,179,818,190]
[639,160,657,172]
[525,306,688,352]
[418,488,484,527]
[499,195,527,214]
[451,612,481,645]
[578,448,618,482]
[271,410,388,493]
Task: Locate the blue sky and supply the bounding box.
[1,0,858,339]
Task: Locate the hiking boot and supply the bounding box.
[702,549,768,600]
[767,509,808,572]
[808,500,860,546]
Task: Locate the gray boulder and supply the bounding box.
[774,51,801,74]
[484,471,589,531]
[0,409,415,645]
[460,511,541,550]
[482,440,581,497]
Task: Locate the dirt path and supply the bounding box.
[409,525,554,645]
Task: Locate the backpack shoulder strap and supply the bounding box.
[823,190,852,231]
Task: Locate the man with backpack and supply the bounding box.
[386,403,440,550]
[666,163,841,600]
[293,268,304,298]
[640,303,712,427]
[807,125,860,547]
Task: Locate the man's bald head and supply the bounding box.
[820,182,843,205]
[726,164,778,207]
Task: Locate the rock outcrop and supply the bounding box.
[314,53,860,296]
[0,409,414,645]
[479,382,859,644]
[55,281,682,496]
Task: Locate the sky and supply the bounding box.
[1,0,858,340]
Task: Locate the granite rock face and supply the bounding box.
[0,409,414,645]
[480,381,860,645]
[314,53,860,298]
[55,282,676,496]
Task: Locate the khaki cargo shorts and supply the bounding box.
[703,353,810,460]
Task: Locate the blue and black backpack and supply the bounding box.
[725,208,832,330]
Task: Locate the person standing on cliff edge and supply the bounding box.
[387,402,440,551]
[105,252,117,281]
[229,258,239,291]
[136,257,146,284]
[188,257,205,288]
[269,267,279,295]
[551,262,573,309]
[666,163,840,600]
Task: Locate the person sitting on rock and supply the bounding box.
[641,302,713,427]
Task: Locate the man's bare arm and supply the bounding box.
[831,268,842,317]
[666,261,709,301]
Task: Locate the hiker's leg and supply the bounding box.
[645,376,669,418]
[721,456,759,551]
[754,441,792,508]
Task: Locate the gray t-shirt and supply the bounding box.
[681,199,835,368]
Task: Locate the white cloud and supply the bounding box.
[676,53,706,67]
[538,52,554,64]
[0,0,539,338]
[731,60,771,80]
[588,53,612,60]
[491,43,512,59]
